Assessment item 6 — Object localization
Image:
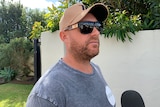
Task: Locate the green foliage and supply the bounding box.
[29,21,44,39]
[27,0,160,42]
[44,0,68,32]
[83,0,160,41]
[0,38,34,79]
[0,0,46,42]
[28,0,67,39]
[80,0,142,42]
[105,0,160,30]
[1,0,159,43]
[103,10,141,42]
[142,0,160,29]
[0,0,24,43]
[0,67,15,82]
[44,4,61,32]
[24,8,47,37]
[120,0,149,15]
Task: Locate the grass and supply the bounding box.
[0,83,33,107]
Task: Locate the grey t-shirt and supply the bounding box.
[26,59,116,107]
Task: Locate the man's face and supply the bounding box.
[65,13,100,61]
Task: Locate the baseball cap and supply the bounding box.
[59,3,109,31]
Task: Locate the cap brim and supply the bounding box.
[89,3,109,22]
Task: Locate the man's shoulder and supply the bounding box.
[31,60,66,94]
[29,72,65,102]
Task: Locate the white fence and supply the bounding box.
[41,30,160,107]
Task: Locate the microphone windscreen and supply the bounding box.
[121,90,145,107]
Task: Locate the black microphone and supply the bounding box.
[121,90,145,107]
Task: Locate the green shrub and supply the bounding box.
[29,0,160,42]
[142,0,160,29]
[105,0,160,30]
[0,38,34,80]
[0,67,15,82]
[29,21,44,39]
[103,10,141,42]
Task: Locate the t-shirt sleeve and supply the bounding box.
[26,93,58,107]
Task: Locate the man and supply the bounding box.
[26,3,116,107]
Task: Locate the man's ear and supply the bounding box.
[59,31,68,41]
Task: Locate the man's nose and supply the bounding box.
[91,27,100,36]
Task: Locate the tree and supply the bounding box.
[29,0,67,39]
[0,0,46,80]
[0,0,24,43]
[24,8,46,37]
[0,0,46,43]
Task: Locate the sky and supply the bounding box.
[6,0,60,9]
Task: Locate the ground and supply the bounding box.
[10,76,34,85]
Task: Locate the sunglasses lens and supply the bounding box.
[78,22,103,34]
[79,24,93,34]
[95,23,103,33]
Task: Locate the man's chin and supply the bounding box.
[89,51,99,58]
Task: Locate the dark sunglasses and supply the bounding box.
[64,21,103,34]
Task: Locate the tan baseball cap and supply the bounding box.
[59,3,109,31]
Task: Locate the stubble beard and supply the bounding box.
[70,39,99,61]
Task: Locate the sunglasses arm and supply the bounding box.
[65,24,78,31]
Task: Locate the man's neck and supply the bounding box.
[62,55,93,74]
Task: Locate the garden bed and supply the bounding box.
[10,76,34,85]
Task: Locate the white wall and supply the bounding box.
[41,30,160,107]
[41,31,64,74]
